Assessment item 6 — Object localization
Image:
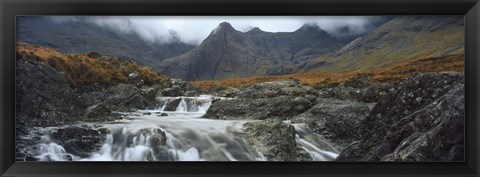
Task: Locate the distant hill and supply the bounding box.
[16,16,195,67]
[155,22,361,80]
[296,16,464,72]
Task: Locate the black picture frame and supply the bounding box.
[1,0,479,176]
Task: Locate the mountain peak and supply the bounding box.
[297,23,321,31]
[211,22,236,34]
[219,21,233,27]
[247,27,263,33]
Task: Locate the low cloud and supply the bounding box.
[48,16,391,45]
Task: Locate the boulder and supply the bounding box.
[50,125,110,158]
[203,96,313,120]
[243,120,312,161]
[204,79,318,120]
[336,72,464,161]
[318,81,388,103]
[163,98,182,111]
[291,98,371,149]
[16,59,87,126]
[219,87,241,98]
[237,79,318,99]
[85,104,121,121]
[100,83,157,112]
[161,79,200,96]
[162,85,183,96]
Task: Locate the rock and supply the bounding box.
[336,72,464,161]
[203,96,313,120]
[209,85,224,93]
[237,79,318,99]
[335,142,366,161]
[161,79,200,96]
[100,83,157,112]
[85,104,121,121]
[50,125,110,158]
[204,79,319,120]
[380,83,464,161]
[16,59,87,126]
[87,52,101,58]
[243,120,312,161]
[128,71,140,79]
[117,128,169,161]
[160,113,169,116]
[143,112,152,115]
[219,87,241,97]
[291,98,371,149]
[162,85,183,96]
[318,81,387,103]
[163,98,182,111]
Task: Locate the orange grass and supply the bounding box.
[16,42,168,87]
[192,53,464,92]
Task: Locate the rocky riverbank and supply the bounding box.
[15,59,196,161]
[16,56,464,161]
[203,72,465,161]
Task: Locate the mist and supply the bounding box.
[48,16,391,45]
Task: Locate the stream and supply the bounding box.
[32,95,339,161]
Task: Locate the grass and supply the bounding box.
[192,53,464,92]
[16,42,169,88]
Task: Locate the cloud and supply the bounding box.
[48,16,390,45]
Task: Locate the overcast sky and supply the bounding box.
[50,16,388,44]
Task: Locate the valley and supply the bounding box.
[15,16,465,162]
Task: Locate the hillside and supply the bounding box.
[297,16,464,72]
[155,22,362,81]
[192,53,464,92]
[16,42,169,88]
[16,17,195,67]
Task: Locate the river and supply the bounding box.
[32,95,339,161]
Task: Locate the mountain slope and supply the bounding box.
[16,16,195,67]
[155,22,358,81]
[297,16,464,72]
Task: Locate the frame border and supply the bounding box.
[1,0,479,176]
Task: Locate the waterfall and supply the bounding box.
[30,95,339,161]
[291,123,339,160]
[153,95,212,113]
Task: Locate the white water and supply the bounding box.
[32,95,338,161]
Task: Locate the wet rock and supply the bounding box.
[16,59,87,126]
[318,81,387,103]
[162,85,183,96]
[209,85,224,93]
[243,120,312,161]
[85,104,121,121]
[204,79,318,120]
[50,125,110,158]
[121,128,169,161]
[204,96,313,120]
[100,83,157,112]
[291,98,371,149]
[219,87,241,98]
[161,79,200,96]
[336,72,464,161]
[163,98,182,111]
[160,113,169,116]
[237,79,318,99]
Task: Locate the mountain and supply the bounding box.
[155,22,359,81]
[16,16,195,67]
[297,16,465,72]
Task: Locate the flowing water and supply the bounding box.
[32,95,339,161]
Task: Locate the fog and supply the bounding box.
[49,16,390,45]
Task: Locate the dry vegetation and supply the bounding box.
[16,42,168,87]
[193,53,464,92]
